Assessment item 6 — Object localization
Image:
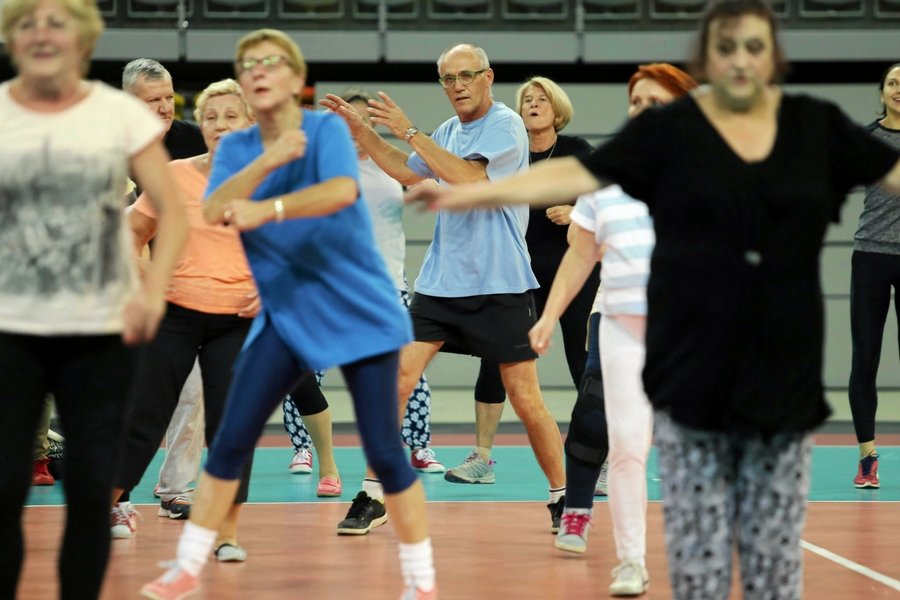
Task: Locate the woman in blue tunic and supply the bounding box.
[141,28,436,600]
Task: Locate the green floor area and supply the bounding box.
[25,446,899,507]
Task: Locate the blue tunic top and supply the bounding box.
[207,110,412,370]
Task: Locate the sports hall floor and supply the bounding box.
[20,418,900,599]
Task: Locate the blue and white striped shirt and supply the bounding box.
[570,185,654,316]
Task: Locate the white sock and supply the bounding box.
[362,478,384,502]
[474,446,492,460]
[549,486,566,503]
[176,521,217,576]
[399,538,435,591]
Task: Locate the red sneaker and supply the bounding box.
[32,457,55,486]
[410,448,445,473]
[853,454,879,489]
[140,563,199,600]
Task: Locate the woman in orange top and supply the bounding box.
[111,79,337,559]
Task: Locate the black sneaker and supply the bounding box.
[547,496,565,534]
[337,491,388,535]
[158,496,191,520]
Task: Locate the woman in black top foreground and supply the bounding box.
[408,1,900,598]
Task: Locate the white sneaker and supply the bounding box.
[594,459,609,496]
[111,502,141,539]
[610,560,649,596]
[289,448,313,474]
[215,543,248,562]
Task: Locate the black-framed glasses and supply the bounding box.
[438,69,488,89]
[236,55,291,76]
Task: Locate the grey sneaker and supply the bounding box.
[594,460,609,496]
[444,451,495,484]
[554,508,591,553]
[610,560,649,596]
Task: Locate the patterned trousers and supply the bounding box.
[654,411,812,600]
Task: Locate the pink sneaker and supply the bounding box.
[410,448,445,473]
[111,502,141,539]
[400,585,438,600]
[140,563,199,600]
[317,475,343,497]
[289,448,313,474]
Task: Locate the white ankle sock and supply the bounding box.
[399,538,435,591]
[176,522,217,576]
[474,446,492,460]
[362,478,384,502]
[549,486,566,503]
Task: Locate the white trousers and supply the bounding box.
[156,359,204,500]
[600,316,654,562]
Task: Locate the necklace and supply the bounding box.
[531,138,557,164]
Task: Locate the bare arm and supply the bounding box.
[223,176,359,232]
[406,156,602,211]
[319,94,423,186]
[204,129,307,225]
[127,204,158,253]
[529,225,603,354]
[882,158,900,193]
[127,139,188,344]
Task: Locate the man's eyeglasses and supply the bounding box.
[438,69,488,89]
[236,55,291,76]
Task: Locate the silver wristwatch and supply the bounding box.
[404,125,420,142]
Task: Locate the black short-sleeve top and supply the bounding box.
[578,93,899,435]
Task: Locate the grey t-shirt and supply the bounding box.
[854,121,900,254]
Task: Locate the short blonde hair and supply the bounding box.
[193,78,253,122]
[235,28,306,78]
[2,0,104,75]
[515,76,574,132]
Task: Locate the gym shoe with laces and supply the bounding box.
[609,560,649,596]
[547,496,565,533]
[399,585,438,600]
[289,448,313,474]
[214,543,248,562]
[594,459,609,496]
[111,502,141,539]
[554,508,592,554]
[140,562,199,600]
[443,451,495,484]
[158,495,192,520]
[337,491,388,535]
[853,453,879,489]
[411,448,446,473]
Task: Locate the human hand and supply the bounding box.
[238,290,261,318]
[368,92,413,141]
[546,204,573,226]
[263,129,306,170]
[121,289,167,345]
[319,94,371,139]
[223,199,276,231]
[528,317,555,355]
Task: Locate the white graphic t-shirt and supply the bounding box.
[0,81,163,335]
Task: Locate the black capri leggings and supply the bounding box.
[0,332,136,600]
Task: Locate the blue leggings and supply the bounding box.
[282,287,433,451]
[206,321,417,494]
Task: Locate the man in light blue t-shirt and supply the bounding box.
[323,43,567,532]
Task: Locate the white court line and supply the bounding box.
[801,540,900,592]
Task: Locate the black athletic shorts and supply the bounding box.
[408,291,539,363]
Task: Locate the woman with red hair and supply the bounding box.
[531,63,696,597]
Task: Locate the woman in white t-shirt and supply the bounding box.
[0,0,186,597]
